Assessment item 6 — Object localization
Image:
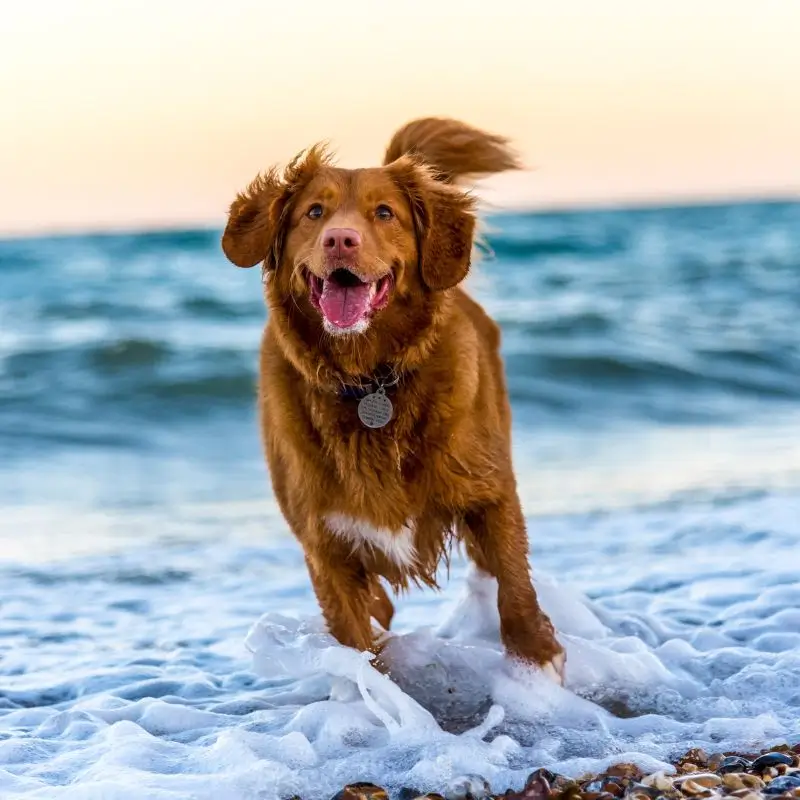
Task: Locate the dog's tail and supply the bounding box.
[383,117,521,183]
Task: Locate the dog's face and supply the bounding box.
[221,148,476,351]
[282,165,418,336]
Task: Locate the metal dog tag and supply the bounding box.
[357,386,393,429]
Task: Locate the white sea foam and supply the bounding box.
[1,491,800,798]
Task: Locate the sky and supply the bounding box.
[1,0,799,235]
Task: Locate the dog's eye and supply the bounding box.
[375,204,394,221]
[307,203,324,220]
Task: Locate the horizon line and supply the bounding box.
[2,190,798,243]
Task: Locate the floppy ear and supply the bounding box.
[418,181,476,290]
[221,144,332,270]
[221,169,284,268]
[389,156,477,291]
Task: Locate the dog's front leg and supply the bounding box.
[305,545,378,655]
[463,496,566,683]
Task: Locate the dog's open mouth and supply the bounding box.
[308,268,392,330]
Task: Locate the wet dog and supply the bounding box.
[221,117,565,682]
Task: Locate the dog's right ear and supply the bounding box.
[222,145,332,270]
[221,169,284,269]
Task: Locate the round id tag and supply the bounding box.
[357,386,393,429]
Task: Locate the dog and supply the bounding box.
[221,117,565,683]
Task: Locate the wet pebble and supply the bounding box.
[641,772,674,792]
[526,769,558,787]
[723,774,748,791]
[720,758,753,774]
[763,774,800,795]
[743,775,767,790]
[445,774,491,800]
[680,780,714,795]
[405,796,445,800]
[707,754,725,771]
[676,773,723,789]
[754,754,794,772]
[504,772,551,800]
[625,783,663,799]
[683,750,712,768]
[330,784,388,800]
[325,745,800,800]
[608,764,642,781]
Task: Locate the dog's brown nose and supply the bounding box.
[323,228,361,259]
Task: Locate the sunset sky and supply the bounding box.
[2,0,799,235]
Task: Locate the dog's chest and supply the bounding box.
[324,513,417,570]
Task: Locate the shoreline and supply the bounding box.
[327,744,800,800]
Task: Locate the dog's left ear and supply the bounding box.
[418,180,476,291]
[388,156,477,291]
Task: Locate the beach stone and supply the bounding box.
[557,783,582,800]
[397,790,427,800]
[330,784,389,800]
[522,769,554,799]
[624,783,662,799]
[707,754,725,771]
[683,749,711,768]
[754,754,794,772]
[608,764,642,781]
[764,774,800,794]
[404,796,445,800]
[675,773,722,789]
[767,767,783,779]
[526,769,558,787]
[642,772,674,792]
[724,774,765,791]
[445,774,491,800]
[720,757,752,774]
[597,777,628,797]
[505,780,552,800]
[678,779,714,796]
[508,773,550,800]
[722,775,747,791]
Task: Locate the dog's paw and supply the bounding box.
[540,650,566,686]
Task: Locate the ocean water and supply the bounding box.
[1,199,800,798]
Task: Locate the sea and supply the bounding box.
[1,199,800,799]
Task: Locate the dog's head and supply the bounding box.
[221,118,517,378]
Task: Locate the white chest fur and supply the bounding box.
[325,514,417,570]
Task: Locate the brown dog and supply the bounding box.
[221,118,565,682]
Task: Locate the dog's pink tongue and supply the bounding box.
[319,281,371,328]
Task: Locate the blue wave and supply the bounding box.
[1,200,799,458]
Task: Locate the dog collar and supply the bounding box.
[337,365,400,400]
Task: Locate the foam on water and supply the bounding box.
[2,492,799,799]
[3,203,800,795]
